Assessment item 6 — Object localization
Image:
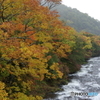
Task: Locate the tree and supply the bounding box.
[0,81,8,100]
[0,0,64,99]
[38,0,61,9]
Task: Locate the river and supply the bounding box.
[44,57,100,100]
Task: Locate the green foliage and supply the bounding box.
[53,4,100,35]
[47,53,59,66]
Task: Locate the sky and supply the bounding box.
[62,0,100,21]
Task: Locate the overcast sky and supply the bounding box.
[62,0,100,21]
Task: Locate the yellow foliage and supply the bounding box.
[43,42,53,49]
[10,92,43,100]
[49,63,63,79]
[50,63,59,70]
[0,82,8,100]
[82,36,92,49]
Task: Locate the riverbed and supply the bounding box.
[44,57,100,100]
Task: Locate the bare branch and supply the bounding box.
[38,0,61,9]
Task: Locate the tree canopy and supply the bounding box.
[0,0,100,99]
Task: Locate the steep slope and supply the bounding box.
[53,4,100,35]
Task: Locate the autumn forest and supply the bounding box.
[0,0,100,100]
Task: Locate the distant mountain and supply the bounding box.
[53,4,100,35]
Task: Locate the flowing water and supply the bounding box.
[44,57,100,100]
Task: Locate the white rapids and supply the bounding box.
[44,57,100,100]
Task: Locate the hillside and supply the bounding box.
[53,4,100,35]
